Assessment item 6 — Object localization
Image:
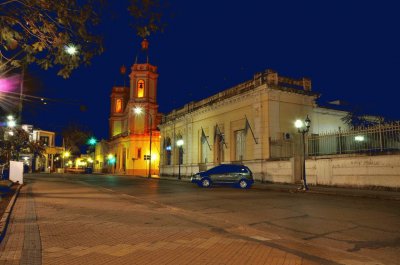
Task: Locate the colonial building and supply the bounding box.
[20,125,63,172]
[158,69,348,182]
[107,39,161,176]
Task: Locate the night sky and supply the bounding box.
[18,0,400,144]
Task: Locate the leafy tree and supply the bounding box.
[0,0,166,78]
[61,124,91,156]
[129,0,167,38]
[341,107,378,129]
[0,126,45,165]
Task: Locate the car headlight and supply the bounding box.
[192,173,201,180]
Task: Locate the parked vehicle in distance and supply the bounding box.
[191,164,254,189]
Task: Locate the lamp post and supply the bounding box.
[87,137,97,172]
[294,115,311,191]
[4,115,16,166]
[176,139,184,180]
[134,107,153,179]
[107,153,116,173]
[62,151,70,173]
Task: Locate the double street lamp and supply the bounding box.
[176,139,184,180]
[134,107,153,179]
[294,115,311,191]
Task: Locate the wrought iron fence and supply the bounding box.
[308,123,400,156]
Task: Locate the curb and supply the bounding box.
[250,184,400,201]
[304,189,400,201]
[0,184,22,243]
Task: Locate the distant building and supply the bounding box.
[107,39,161,176]
[20,126,63,172]
[158,69,349,181]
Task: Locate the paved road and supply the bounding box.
[1,173,399,265]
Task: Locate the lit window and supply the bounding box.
[115,99,123,113]
[137,80,145,98]
[40,136,49,146]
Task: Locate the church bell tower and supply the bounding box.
[128,39,159,134]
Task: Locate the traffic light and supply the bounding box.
[87,137,97,146]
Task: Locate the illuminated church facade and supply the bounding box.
[107,39,161,176]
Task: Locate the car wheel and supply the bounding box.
[201,178,211,188]
[238,179,249,189]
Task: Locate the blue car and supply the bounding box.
[191,164,254,189]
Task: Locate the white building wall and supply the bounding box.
[250,155,400,189]
[306,155,400,188]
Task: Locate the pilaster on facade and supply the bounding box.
[252,103,263,159]
[186,119,193,169]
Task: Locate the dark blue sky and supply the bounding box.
[22,0,400,143]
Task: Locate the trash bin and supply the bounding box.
[84,167,93,174]
[2,169,9,180]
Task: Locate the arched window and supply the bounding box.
[137,80,145,98]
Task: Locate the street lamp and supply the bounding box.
[107,153,116,173]
[6,115,16,128]
[64,44,78,55]
[62,151,70,172]
[176,139,184,180]
[134,107,153,178]
[294,115,311,191]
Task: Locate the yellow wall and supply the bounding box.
[112,120,122,136]
[108,132,160,176]
[158,73,346,179]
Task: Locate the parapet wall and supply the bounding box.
[257,155,400,189]
[306,155,400,188]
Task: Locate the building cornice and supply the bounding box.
[160,69,319,126]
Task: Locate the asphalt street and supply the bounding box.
[1,173,399,265]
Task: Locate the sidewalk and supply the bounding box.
[2,178,364,265]
[158,175,400,201]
